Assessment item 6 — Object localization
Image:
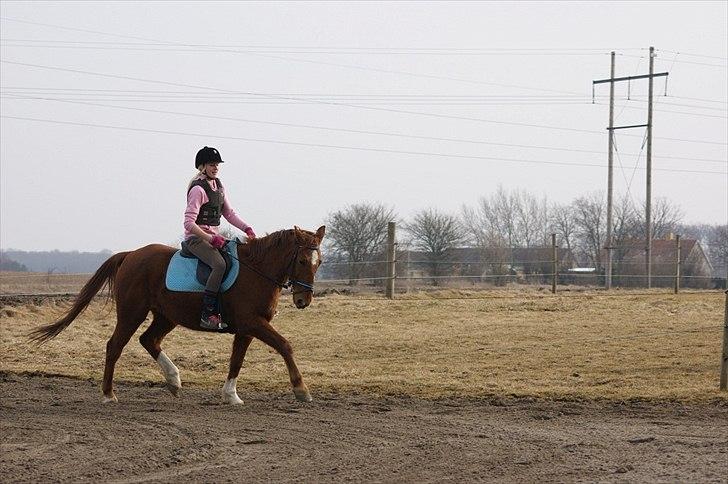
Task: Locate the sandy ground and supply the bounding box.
[1,372,727,483]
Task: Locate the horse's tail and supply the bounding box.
[29,251,131,344]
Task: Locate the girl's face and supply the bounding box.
[203,163,220,178]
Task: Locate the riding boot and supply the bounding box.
[200,290,227,330]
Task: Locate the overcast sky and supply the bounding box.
[1,1,726,252]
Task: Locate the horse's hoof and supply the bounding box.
[166,383,181,397]
[102,393,118,404]
[223,394,244,405]
[293,387,313,403]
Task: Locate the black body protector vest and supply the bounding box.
[188,178,224,226]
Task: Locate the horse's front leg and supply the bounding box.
[251,320,312,402]
[223,333,254,404]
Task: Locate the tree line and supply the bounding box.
[322,186,728,283]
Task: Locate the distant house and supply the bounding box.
[610,237,712,288]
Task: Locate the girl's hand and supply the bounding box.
[244,227,257,239]
[210,235,226,248]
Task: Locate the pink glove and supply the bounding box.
[244,227,256,239]
[210,235,226,249]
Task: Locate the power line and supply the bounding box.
[593,101,728,120]
[2,114,726,175]
[0,59,607,131]
[0,36,643,52]
[4,93,726,165]
[3,91,724,116]
[3,59,726,146]
[0,95,594,106]
[622,53,727,69]
[607,97,728,112]
[0,87,592,99]
[657,48,728,61]
[0,17,588,96]
[613,130,647,210]
[0,40,629,56]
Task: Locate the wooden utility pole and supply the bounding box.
[606,51,616,290]
[551,233,558,294]
[646,46,655,289]
[385,221,396,299]
[593,46,666,290]
[674,235,681,294]
[721,290,728,391]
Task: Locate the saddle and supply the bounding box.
[165,240,240,293]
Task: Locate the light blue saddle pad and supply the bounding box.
[165,242,239,293]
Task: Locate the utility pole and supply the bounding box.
[593,46,667,290]
[385,221,396,299]
[606,51,615,290]
[646,46,655,289]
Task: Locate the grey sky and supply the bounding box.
[1,1,726,252]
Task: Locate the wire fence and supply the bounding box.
[1,238,725,295]
[316,238,727,293]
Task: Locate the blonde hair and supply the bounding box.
[187,168,206,190]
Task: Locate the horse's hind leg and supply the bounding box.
[223,333,253,404]
[139,313,180,397]
[102,306,149,403]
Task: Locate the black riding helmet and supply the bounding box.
[195,146,224,169]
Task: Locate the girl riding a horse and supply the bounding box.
[185,146,256,330]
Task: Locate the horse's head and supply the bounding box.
[289,225,325,309]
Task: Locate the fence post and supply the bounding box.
[551,233,557,294]
[386,221,396,299]
[720,290,728,391]
[674,235,681,294]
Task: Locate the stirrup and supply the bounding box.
[200,314,227,330]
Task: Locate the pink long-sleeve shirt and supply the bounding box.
[183,176,251,240]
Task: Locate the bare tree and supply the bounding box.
[612,195,641,243]
[572,192,606,270]
[516,191,549,247]
[404,208,467,284]
[324,203,396,284]
[707,224,728,281]
[634,197,684,239]
[462,185,520,248]
[550,202,576,252]
[462,185,549,249]
[611,195,641,282]
[677,223,713,245]
[490,185,522,247]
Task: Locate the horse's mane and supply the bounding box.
[239,227,320,264]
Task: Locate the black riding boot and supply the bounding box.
[200,290,227,330]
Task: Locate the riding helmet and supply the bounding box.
[195,146,224,169]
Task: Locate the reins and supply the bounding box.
[228,240,318,293]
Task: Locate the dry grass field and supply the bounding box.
[1,288,726,402]
[0,271,91,295]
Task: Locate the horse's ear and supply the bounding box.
[316,225,326,240]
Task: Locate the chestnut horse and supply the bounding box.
[30,226,325,404]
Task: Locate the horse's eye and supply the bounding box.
[299,259,306,265]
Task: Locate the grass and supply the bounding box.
[0,271,91,295]
[1,289,726,402]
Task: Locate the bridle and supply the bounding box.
[230,241,320,295]
[281,244,320,295]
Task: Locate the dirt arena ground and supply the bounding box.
[2,289,727,482]
[1,372,726,483]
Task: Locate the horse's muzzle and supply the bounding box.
[295,297,310,309]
